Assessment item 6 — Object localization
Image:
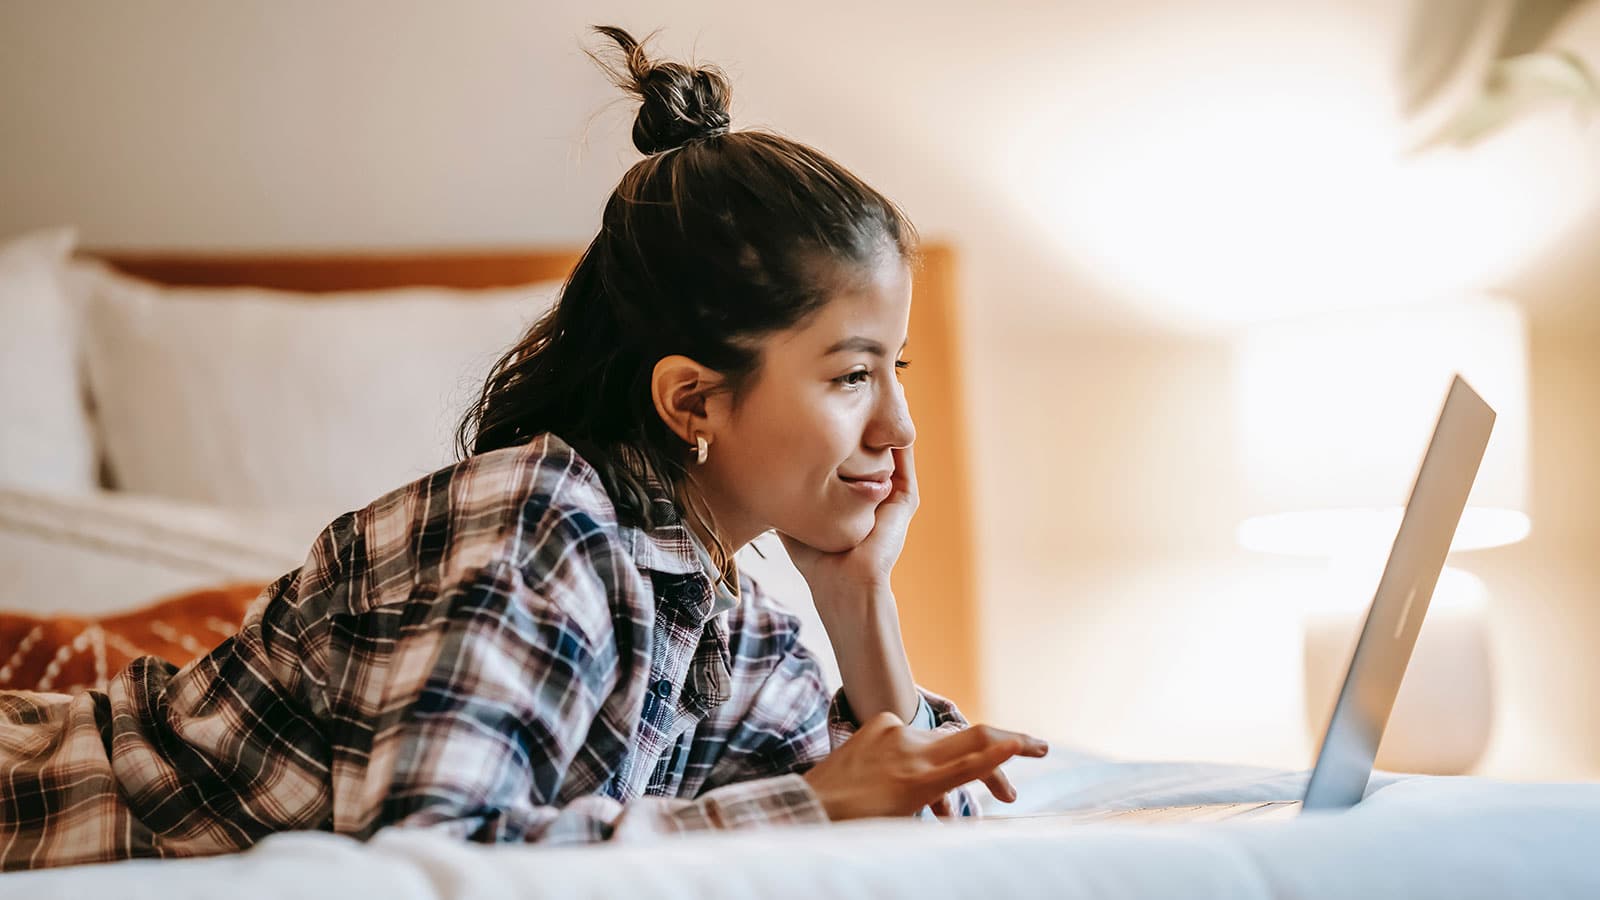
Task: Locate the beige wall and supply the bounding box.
[1469,322,1600,778]
[2,1,1597,776]
[977,322,1600,779]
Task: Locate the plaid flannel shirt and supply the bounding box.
[0,434,972,871]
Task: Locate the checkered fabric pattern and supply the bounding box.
[0,434,971,871]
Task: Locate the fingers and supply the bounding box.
[928,794,954,820]
[864,447,919,552]
[890,446,918,507]
[927,738,1025,797]
[982,768,1017,804]
[926,724,1049,764]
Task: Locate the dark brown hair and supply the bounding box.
[457,25,919,556]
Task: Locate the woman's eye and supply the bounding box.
[836,360,912,389]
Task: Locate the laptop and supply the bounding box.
[987,374,1497,825]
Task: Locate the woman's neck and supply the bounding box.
[680,476,761,559]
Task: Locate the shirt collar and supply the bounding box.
[623,520,701,575]
[614,473,737,711]
[615,464,702,576]
[614,464,740,616]
[622,518,739,606]
[684,525,741,618]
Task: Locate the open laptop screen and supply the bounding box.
[1302,375,1496,810]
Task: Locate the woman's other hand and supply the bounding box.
[802,712,1049,821]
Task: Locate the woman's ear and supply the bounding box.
[650,355,722,444]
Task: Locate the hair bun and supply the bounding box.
[591,25,732,155]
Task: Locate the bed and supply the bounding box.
[6,752,1599,899]
[4,233,1598,896]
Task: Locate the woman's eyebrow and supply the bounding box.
[824,337,909,356]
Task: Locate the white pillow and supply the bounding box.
[0,227,99,493]
[74,262,561,521]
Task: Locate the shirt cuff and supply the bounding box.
[659,773,830,833]
[827,687,968,749]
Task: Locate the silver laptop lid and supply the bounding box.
[1301,375,1496,810]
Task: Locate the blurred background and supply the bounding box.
[2,0,1597,780]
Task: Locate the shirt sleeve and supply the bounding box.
[694,581,980,821]
[360,558,828,845]
[827,682,968,747]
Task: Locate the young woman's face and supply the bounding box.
[700,256,916,552]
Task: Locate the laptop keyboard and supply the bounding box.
[986,800,1301,825]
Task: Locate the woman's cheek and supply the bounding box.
[818,397,867,453]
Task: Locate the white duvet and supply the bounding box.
[4,488,1598,898]
[5,750,1598,899]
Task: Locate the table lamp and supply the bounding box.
[1232,297,1530,775]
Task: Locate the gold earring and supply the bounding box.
[694,434,709,465]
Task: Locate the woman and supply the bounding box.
[0,26,1047,871]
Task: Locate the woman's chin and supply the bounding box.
[784,516,874,554]
[826,516,877,551]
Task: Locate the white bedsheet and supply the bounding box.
[6,751,1597,899]
[4,488,1595,897]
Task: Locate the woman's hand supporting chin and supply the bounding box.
[780,445,921,724]
[782,446,1049,821]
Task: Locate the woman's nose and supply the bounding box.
[873,378,917,449]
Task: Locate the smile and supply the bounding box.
[837,474,893,501]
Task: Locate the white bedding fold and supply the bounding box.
[6,754,1597,900]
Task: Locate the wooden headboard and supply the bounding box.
[91,244,981,717]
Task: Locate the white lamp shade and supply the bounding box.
[1233,297,1530,556]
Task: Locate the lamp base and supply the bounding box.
[1303,571,1494,776]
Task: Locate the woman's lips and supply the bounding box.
[838,474,893,502]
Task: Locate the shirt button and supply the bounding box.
[653,679,673,699]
